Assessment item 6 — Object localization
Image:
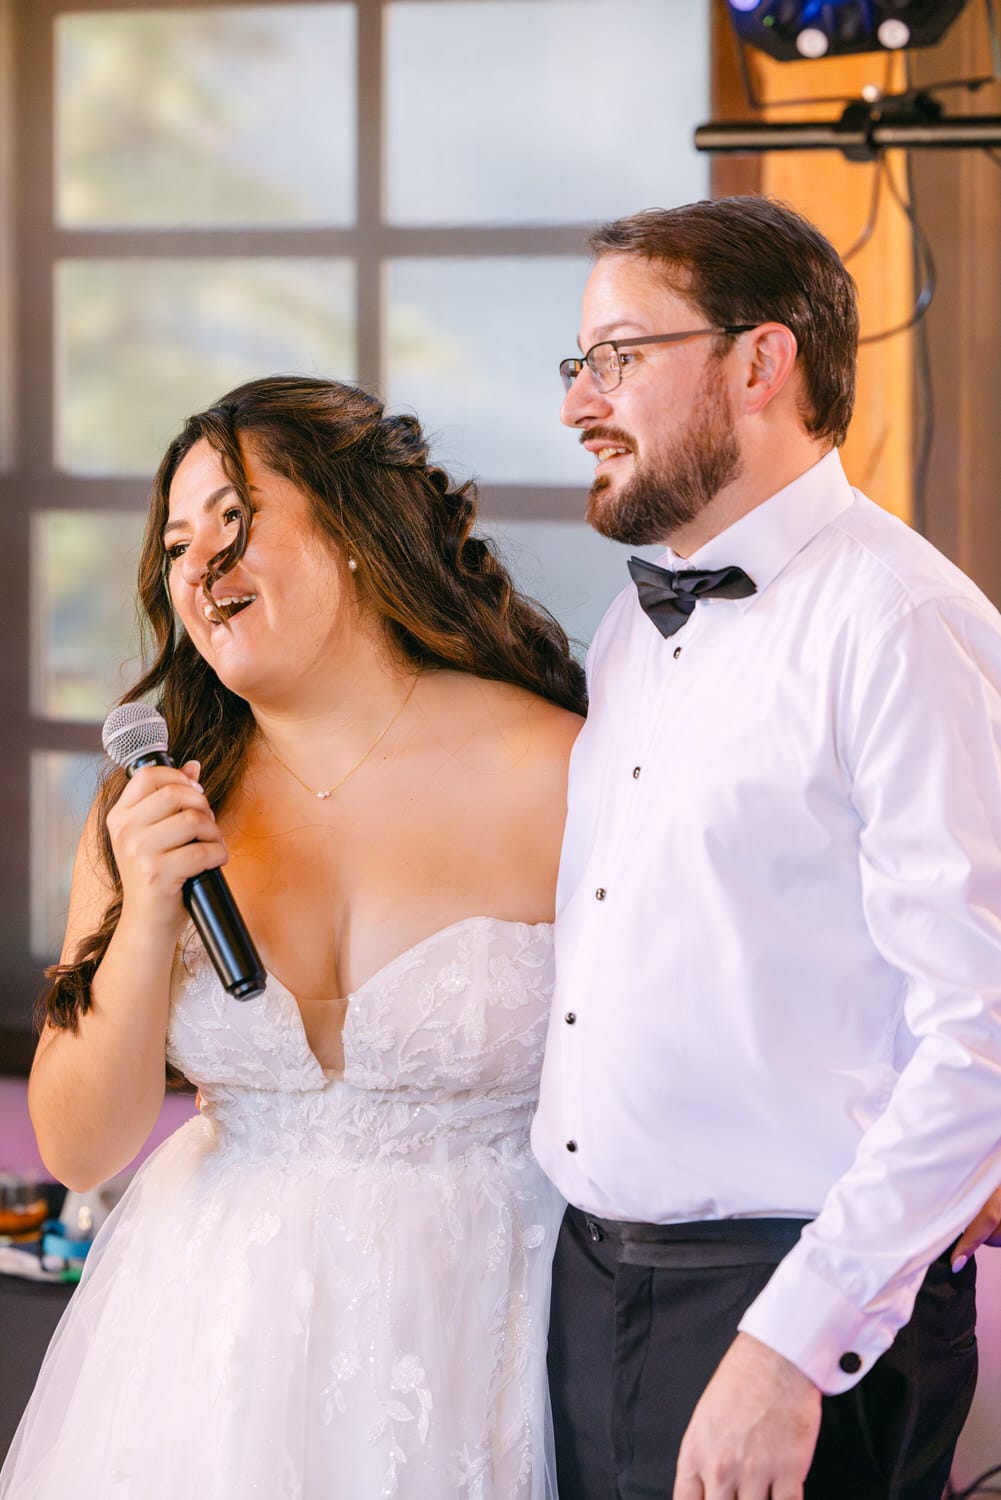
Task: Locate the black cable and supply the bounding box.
[881,58,935,536]
[858,154,937,345]
[841,159,883,264]
[834,113,937,534]
[841,59,894,266]
[902,151,934,538]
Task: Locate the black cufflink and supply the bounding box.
[839,1351,862,1374]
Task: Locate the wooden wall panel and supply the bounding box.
[910,10,1001,602]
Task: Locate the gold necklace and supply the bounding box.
[261,674,419,801]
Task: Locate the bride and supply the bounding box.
[3,375,584,1498]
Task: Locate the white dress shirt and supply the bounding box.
[532,448,1001,1395]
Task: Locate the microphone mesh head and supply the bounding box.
[102,703,170,767]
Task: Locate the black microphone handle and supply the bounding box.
[126,751,266,1001]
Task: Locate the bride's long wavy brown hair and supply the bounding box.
[40,375,587,1047]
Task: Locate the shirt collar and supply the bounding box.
[661,448,855,595]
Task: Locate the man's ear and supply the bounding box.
[738,323,799,417]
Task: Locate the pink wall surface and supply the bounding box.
[0,1075,197,1183]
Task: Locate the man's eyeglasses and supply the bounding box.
[559,326,756,396]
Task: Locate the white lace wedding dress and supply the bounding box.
[1,917,563,1499]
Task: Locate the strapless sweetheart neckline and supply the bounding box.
[266,912,553,1007]
[261,913,554,1080]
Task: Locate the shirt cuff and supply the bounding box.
[737,1255,893,1395]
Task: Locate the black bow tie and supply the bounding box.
[627,556,757,639]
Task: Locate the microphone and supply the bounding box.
[102,704,266,1001]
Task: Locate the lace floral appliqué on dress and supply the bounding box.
[1,917,563,1500]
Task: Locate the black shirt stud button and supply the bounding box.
[595,888,606,901]
[565,1140,578,1153]
[632,766,641,779]
[839,1352,862,1375]
[564,1012,576,1025]
[673,646,682,659]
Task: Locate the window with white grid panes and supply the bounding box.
[0,0,709,1049]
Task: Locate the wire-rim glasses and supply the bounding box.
[559,326,756,395]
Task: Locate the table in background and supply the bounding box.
[0,1274,75,1460]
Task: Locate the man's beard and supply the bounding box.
[586,358,743,547]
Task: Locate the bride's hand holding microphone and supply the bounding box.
[28,754,230,1192]
[105,759,227,948]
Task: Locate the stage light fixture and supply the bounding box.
[727,1,972,62]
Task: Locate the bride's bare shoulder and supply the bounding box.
[421,671,584,771]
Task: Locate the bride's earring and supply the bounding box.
[347,557,358,572]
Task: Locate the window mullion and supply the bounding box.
[355,0,384,389]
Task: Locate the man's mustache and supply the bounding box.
[578,426,636,452]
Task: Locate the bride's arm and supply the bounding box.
[29,761,225,1191]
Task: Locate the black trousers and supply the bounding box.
[548,1206,979,1500]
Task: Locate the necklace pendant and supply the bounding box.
[263,673,419,806]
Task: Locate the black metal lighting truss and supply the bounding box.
[695,89,1001,157]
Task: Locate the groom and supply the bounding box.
[532,195,1001,1500]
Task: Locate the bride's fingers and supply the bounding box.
[112,763,203,815]
[110,763,211,832]
[108,763,227,912]
[951,1185,1001,1269]
[122,784,215,832]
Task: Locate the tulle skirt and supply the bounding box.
[1,1112,563,1499]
